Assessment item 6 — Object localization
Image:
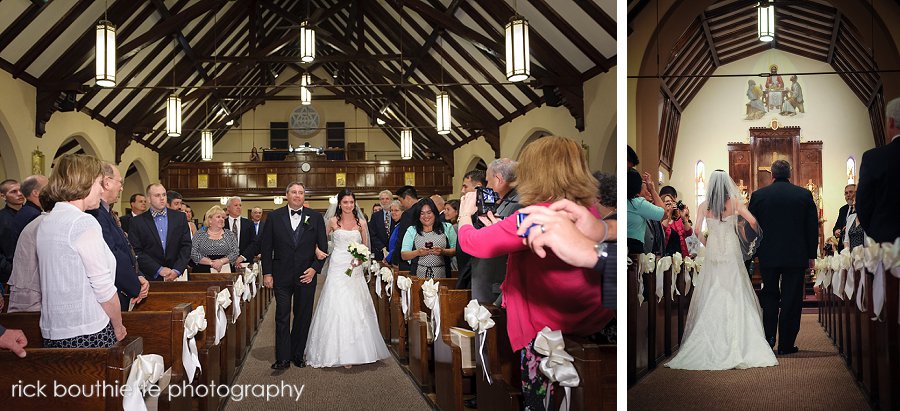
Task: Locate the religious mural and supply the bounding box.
[744,64,804,120]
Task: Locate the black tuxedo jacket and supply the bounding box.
[260,206,328,288]
[88,204,142,308]
[229,216,260,260]
[748,179,819,268]
[128,209,193,280]
[832,203,852,252]
[119,213,134,233]
[857,138,900,243]
[367,209,396,260]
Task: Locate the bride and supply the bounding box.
[665,170,778,370]
[305,189,391,368]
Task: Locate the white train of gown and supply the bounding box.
[305,229,391,367]
[665,214,778,370]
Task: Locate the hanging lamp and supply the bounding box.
[301,73,312,105]
[300,20,315,63]
[505,15,530,82]
[400,128,413,160]
[166,94,182,137]
[95,20,116,87]
[757,1,775,42]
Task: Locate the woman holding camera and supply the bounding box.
[661,194,693,256]
[457,136,612,409]
[400,198,457,278]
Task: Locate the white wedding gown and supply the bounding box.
[665,214,778,370]
[305,229,391,367]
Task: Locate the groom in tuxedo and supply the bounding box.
[260,182,327,369]
[748,160,818,355]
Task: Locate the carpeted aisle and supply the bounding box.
[628,314,871,410]
[224,275,432,411]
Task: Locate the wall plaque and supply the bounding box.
[197,174,208,189]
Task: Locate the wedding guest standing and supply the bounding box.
[368,190,396,261]
[37,154,125,348]
[7,192,55,312]
[400,198,456,279]
[457,136,612,408]
[129,184,192,281]
[119,193,146,233]
[225,197,258,267]
[831,184,856,253]
[856,97,900,243]
[192,206,239,273]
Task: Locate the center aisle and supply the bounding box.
[628,314,871,410]
[225,274,432,410]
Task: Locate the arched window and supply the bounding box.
[695,161,706,209]
[846,157,856,185]
[658,170,664,186]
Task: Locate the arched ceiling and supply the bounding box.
[0,0,616,167]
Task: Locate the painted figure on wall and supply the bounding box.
[745,80,766,120]
[780,75,804,116]
[764,64,785,111]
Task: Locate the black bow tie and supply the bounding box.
[291,209,303,216]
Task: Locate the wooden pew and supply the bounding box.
[191,273,252,364]
[475,305,522,411]
[0,336,142,410]
[848,270,862,381]
[389,270,411,362]
[627,255,650,386]
[858,271,877,400]
[646,265,664,367]
[133,291,221,411]
[433,286,473,411]
[408,277,457,392]
[372,263,393,342]
[874,269,899,411]
[550,336,617,411]
[151,280,239,385]
[0,305,194,411]
[676,266,693,347]
[663,265,679,355]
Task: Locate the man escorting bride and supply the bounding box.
[304,188,390,368]
[666,169,779,370]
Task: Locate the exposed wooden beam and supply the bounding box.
[116,0,220,62]
[13,0,94,77]
[0,2,46,52]
[700,14,721,68]
[826,12,842,64]
[574,0,616,39]
[526,0,611,71]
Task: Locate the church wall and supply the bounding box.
[452,67,617,199]
[670,52,874,232]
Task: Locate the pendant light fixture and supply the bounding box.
[166,94,182,137]
[505,1,530,82]
[201,100,213,161]
[400,128,413,159]
[301,73,312,105]
[757,1,775,42]
[95,20,116,87]
[300,1,315,63]
[435,37,451,135]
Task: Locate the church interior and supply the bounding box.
[0,1,616,410]
[627,0,899,409]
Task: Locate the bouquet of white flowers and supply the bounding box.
[347,241,370,276]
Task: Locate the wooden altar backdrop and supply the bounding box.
[727,125,824,250]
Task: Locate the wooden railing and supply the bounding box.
[161,159,453,198]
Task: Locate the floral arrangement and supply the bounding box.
[347,241,370,276]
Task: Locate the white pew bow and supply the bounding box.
[122,354,164,411]
[421,279,441,342]
[214,289,231,345]
[464,300,495,384]
[655,256,672,302]
[232,276,244,322]
[397,275,412,319]
[671,252,683,298]
[379,267,394,298]
[682,257,695,295]
[182,306,207,383]
[534,327,580,411]
[864,237,886,320]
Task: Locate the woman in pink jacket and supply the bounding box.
[457,136,613,410]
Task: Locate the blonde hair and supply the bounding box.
[516,136,598,207]
[204,205,227,228]
[46,154,103,202]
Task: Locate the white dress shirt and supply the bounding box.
[289,207,303,231]
[37,202,117,340]
[229,216,241,244]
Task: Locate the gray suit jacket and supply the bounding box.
[470,189,523,304]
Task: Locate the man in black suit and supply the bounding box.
[260,182,328,369]
[748,160,818,355]
[857,97,900,243]
[128,183,192,281]
[390,186,420,271]
[10,175,47,242]
[225,196,259,266]
[0,179,24,286]
[831,184,856,253]
[88,163,148,310]
[455,170,486,289]
[368,190,395,261]
[119,193,147,234]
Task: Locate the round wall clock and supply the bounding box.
[290,105,320,137]
[300,162,311,173]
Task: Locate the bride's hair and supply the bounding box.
[335,188,362,228]
[706,170,742,221]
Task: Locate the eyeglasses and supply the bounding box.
[106,176,123,185]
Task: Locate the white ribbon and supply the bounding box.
[397,275,412,320]
[533,327,580,411]
[232,276,244,322]
[464,300,495,385]
[856,266,867,312]
[375,266,383,298]
[182,306,207,383]
[813,258,825,288]
[422,279,441,342]
[122,354,164,411]
[671,252,683,298]
[244,266,257,299]
[683,257,694,295]
[864,237,885,320]
[655,256,672,302]
[882,239,900,324]
[692,256,704,288]
[215,289,231,345]
[379,267,394,298]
